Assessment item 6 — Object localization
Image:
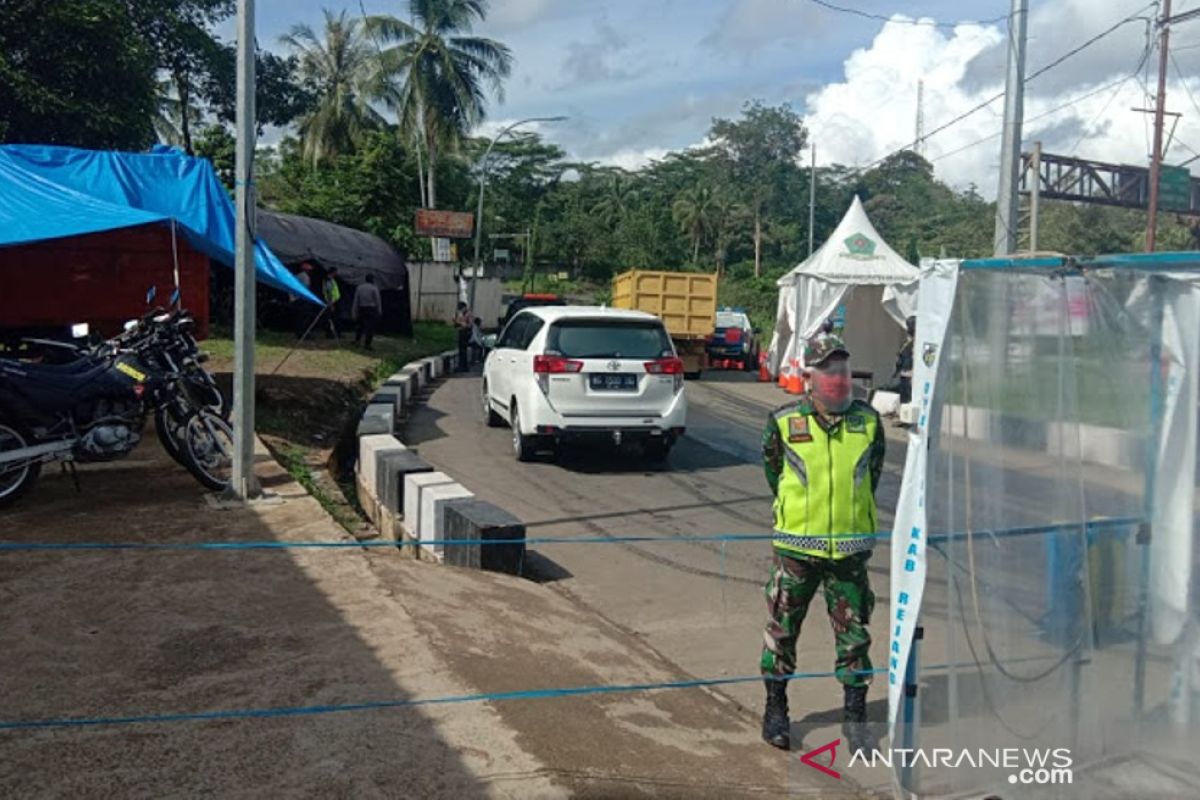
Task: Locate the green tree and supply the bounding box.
[193,124,237,188]
[202,48,315,135]
[0,0,157,149]
[131,1,236,154]
[709,101,807,277]
[367,0,513,208]
[281,9,386,166]
[672,184,715,264]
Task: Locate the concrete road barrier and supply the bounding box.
[356,403,394,436]
[378,450,433,514]
[403,471,456,545]
[369,385,406,425]
[358,435,406,496]
[442,499,526,574]
[418,482,474,562]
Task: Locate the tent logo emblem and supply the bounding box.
[843,232,877,259]
[922,343,939,367]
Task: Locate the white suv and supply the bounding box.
[481,306,688,462]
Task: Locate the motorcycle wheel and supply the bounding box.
[181,410,234,491]
[154,404,189,465]
[0,421,41,508]
[187,371,229,420]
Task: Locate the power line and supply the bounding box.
[854,3,1158,173]
[1067,38,1154,156]
[929,68,1145,164]
[803,0,1009,28]
[1169,51,1200,122]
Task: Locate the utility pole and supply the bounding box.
[915,80,926,158]
[808,141,817,257]
[1146,0,1173,252]
[229,0,259,500]
[994,0,1029,256]
[470,116,567,312]
[1030,141,1042,253]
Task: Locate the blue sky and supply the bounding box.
[234,0,1200,190]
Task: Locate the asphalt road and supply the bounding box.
[406,369,911,757]
[407,366,1197,796]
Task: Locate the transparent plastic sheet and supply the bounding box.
[910,268,1200,797]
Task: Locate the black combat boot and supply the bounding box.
[842,684,872,753]
[761,678,791,750]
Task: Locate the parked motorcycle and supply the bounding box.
[0,310,232,507]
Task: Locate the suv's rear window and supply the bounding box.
[716,312,747,329]
[546,320,672,359]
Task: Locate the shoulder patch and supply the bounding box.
[846,414,866,433]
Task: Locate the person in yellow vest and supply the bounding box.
[759,332,885,752]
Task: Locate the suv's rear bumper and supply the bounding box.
[550,425,684,445]
[521,391,687,441]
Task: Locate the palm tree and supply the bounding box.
[591,169,637,229]
[672,184,715,265]
[152,78,202,151]
[281,9,386,166]
[710,192,747,277]
[367,0,513,208]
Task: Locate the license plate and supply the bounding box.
[589,373,637,391]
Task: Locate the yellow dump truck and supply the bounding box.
[611,270,717,378]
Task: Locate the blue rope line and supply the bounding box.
[0,533,787,551]
[0,669,876,731]
[0,650,1077,732]
[0,516,1142,552]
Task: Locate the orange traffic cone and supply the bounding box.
[758,352,770,383]
[777,360,788,388]
[785,360,804,395]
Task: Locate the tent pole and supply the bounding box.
[1136,276,1167,720]
[170,219,181,307]
[807,142,816,257]
[229,0,260,500]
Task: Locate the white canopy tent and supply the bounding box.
[767,195,920,385]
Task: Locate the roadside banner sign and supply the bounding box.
[416,209,475,238]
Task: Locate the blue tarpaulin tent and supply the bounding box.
[0,144,320,304]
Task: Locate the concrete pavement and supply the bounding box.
[0,428,850,797]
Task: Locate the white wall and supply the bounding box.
[407,262,503,327]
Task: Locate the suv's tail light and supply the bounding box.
[533,355,584,374]
[644,357,684,375]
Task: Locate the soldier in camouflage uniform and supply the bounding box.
[759,333,884,752]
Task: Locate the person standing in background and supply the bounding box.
[454,301,473,372]
[292,262,315,339]
[322,267,342,340]
[352,274,383,350]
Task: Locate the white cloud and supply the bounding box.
[804,9,1200,191]
[486,0,575,31]
[701,0,824,52]
[596,146,672,170]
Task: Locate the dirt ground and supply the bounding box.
[0,430,867,798]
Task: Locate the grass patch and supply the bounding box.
[203,322,458,528]
[276,445,361,532]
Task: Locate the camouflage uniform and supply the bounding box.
[759,336,884,688]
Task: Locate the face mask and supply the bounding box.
[810,362,852,413]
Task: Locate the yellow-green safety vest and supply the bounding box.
[772,403,878,560]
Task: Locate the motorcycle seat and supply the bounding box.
[0,357,111,387]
